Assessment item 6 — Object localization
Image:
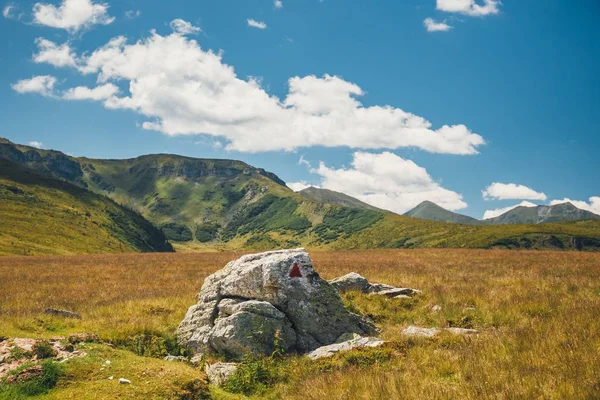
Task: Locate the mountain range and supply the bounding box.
[403,200,600,225]
[1,137,600,254]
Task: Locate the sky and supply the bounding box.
[1,0,599,219]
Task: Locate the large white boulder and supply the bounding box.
[177,249,377,359]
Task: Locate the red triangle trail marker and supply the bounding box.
[289,262,302,278]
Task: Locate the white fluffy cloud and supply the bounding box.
[309,152,467,214]
[11,75,57,96]
[482,182,547,201]
[287,181,316,192]
[3,4,14,18]
[170,19,201,35]
[125,10,140,19]
[550,197,600,216]
[274,1,283,9]
[17,24,485,154]
[247,18,267,29]
[27,141,44,149]
[62,83,119,100]
[436,0,500,17]
[424,18,452,32]
[483,201,537,220]
[33,0,114,31]
[33,38,77,68]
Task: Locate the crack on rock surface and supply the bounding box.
[176,248,377,360]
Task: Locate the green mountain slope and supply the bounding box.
[2,137,600,252]
[484,203,600,225]
[338,214,600,251]
[297,187,384,211]
[0,158,173,256]
[404,201,482,225]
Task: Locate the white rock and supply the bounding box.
[446,327,479,335]
[401,325,441,338]
[328,273,371,293]
[306,336,385,360]
[177,249,377,360]
[105,360,111,365]
[119,378,131,384]
[205,362,238,386]
[371,288,422,298]
[401,325,479,338]
[108,376,114,380]
[164,355,186,362]
[430,305,442,312]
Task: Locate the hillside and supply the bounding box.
[484,202,600,225]
[298,187,384,211]
[2,138,600,252]
[404,201,482,225]
[0,158,173,256]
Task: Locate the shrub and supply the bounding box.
[222,354,283,396]
[120,332,186,359]
[33,341,57,359]
[195,222,221,243]
[161,223,193,242]
[1,361,62,397]
[175,378,211,400]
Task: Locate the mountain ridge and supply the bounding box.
[297,187,384,212]
[2,137,600,253]
[0,158,173,255]
[405,200,599,225]
[484,202,600,225]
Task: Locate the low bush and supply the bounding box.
[0,361,62,398]
[33,341,58,359]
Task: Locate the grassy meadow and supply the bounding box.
[1,249,599,399]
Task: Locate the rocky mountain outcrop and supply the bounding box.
[176,249,377,359]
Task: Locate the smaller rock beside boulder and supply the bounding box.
[205,362,238,385]
[370,288,422,298]
[328,272,421,298]
[44,308,82,319]
[328,273,372,293]
[401,325,479,338]
[306,336,385,360]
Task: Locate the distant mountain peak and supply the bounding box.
[404,201,482,225]
[485,202,600,225]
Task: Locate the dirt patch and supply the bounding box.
[0,336,87,379]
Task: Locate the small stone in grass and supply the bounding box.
[119,378,131,384]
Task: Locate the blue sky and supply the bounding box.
[1,0,599,218]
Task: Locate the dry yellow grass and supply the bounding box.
[1,249,600,399]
